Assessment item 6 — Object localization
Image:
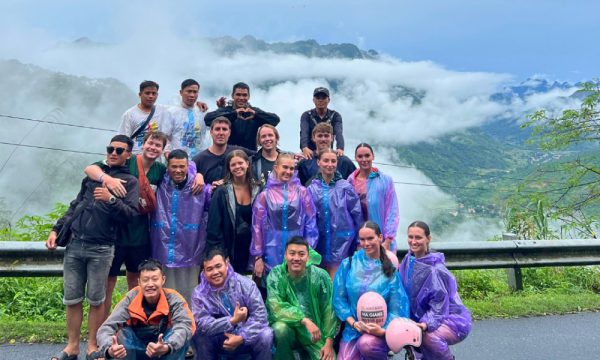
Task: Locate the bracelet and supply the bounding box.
[98,173,105,182]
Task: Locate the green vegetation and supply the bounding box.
[0,276,130,343]
[513,80,600,238]
[0,203,67,241]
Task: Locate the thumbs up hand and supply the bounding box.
[230,301,248,325]
[146,333,169,358]
[108,335,127,359]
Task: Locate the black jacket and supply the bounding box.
[205,182,261,272]
[297,155,356,186]
[204,105,280,150]
[53,166,139,245]
[300,108,344,151]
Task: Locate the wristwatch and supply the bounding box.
[108,195,116,204]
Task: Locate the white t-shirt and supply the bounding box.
[118,104,172,153]
[167,103,211,158]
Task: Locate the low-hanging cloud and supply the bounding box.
[0,2,582,240]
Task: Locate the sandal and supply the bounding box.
[50,351,78,360]
[86,350,105,360]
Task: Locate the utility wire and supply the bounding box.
[0,141,104,156]
[1,111,557,183]
[0,113,116,132]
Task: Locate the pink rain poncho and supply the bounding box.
[348,169,399,251]
[150,166,210,268]
[250,173,318,270]
[399,251,472,360]
[307,173,362,266]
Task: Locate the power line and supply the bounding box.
[372,161,544,183]
[0,141,104,156]
[0,113,116,132]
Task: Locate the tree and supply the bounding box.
[514,81,600,238]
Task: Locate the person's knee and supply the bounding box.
[421,331,450,358]
[255,327,274,348]
[356,334,382,356]
[272,321,292,340]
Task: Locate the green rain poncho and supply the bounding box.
[266,253,339,360]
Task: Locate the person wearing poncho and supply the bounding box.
[399,221,471,360]
[267,236,338,360]
[250,152,318,278]
[333,221,409,360]
[307,148,362,279]
[191,248,272,359]
[150,149,210,305]
[348,143,399,251]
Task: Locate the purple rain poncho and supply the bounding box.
[191,263,271,345]
[399,251,472,360]
[333,248,409,343]
[250,172,318,270]
[348,169,399,251]
[307,173,362,266]
[150,166,210,268]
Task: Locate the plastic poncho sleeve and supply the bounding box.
[300,187,319,248]
[387,272,410,323]
[345,184,363,242]
[192,294,235,337]
[250,192,267,257]
[266,266,305,325]
[238,279,270,345]
[332,258,353,322]
[382,175,399,244]
[316,267,339,339]
[418,268,449,332]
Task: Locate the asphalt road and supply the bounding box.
[3,312,600,359]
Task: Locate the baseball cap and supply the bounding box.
[313,87,330,97]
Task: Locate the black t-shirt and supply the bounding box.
[297,155,356,186]
[192,145,255,184]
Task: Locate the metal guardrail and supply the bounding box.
[2,239,600,289]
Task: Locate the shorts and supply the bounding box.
[108,243,152,277]
[63,240,114,306]
[163,266,201,306]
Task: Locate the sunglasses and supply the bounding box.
[106,146,128,155]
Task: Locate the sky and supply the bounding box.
[1,0,598,82]
[0,0,591,241]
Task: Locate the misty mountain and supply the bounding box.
[206,35,379,59]
[0,37,583,235]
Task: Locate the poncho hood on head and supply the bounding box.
[198,263,237,293]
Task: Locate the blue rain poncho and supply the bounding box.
[150,165,210,268]
[333,248,409,342]
[348,169,399,251]
[307,172,362,266]
[250,172,318,270]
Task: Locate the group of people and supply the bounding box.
[46,79,471,360]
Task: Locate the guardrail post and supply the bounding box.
[503,233,523,291]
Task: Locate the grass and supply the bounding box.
[465,291,600,319]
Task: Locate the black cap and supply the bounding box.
[313,87,330,97]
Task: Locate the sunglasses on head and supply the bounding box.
[106,146,128,155]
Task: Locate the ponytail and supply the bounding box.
[361,220,395,278]
[380,245,395,278]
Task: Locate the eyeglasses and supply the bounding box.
[106,146,128,155]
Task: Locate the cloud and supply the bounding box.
[0,2,582,241]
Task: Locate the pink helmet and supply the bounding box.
[385,318,423,353]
